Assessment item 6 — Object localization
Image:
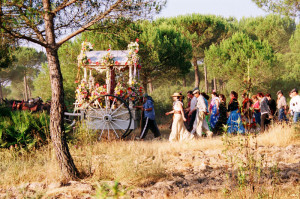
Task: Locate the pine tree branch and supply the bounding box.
[0,26,47,47]
[53,0,79,15]
[56,0,123,47]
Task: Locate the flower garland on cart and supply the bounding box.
[75,39,144,109]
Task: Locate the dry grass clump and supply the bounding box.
[257,123,300,147]
[0,145,60,187]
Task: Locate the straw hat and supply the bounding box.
[171,92,181,97]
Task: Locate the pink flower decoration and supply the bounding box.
[136,38,139,42]
[88,59,91,63]
[96,62,99,65]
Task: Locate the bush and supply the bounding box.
[0,105,12,117]
[0,111,50,149]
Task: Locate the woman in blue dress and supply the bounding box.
[227,91,245,134]
[210,92,220,130]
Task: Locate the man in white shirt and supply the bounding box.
[191,89,213,138]
[186,91,197,131]
[290,88,300,123]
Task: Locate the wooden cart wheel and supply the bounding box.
[86,94,132,140]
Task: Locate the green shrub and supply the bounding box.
[0,105,12,117]
[0,111,50,149]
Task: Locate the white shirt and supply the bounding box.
[290,95,300,112]
[190,96,197,111]
[196,95,207,112]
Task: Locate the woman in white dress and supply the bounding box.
[166,93,194,142]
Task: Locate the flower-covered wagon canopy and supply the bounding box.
[85,50,129,68]
[77,40,140,87]
[78,40,140,72]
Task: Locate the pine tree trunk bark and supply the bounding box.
[204,64,208,93]
[0,82,3,104]
[24,72,28,101]
[148,79,153,94]
[193,57,200,88]
[27,84,31,99]
[142,76,147,94]
[182,75,186,87]
[43,0,79,181]
[46,47,79,181]
[213,77,217,91]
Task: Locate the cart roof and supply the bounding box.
[86,50,130,66]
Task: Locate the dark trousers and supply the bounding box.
[261,113,270,132]
[140,117,161,139]
[188,111,197,131]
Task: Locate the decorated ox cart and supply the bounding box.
[65,40,143,140]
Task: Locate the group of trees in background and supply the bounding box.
[1,13,300,102]
[5,13,297,103]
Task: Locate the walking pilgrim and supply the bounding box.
[166,93,194,142]
[209,92,220,130]
[135,94,161,140]
[227,91,245,134]
[191,89,213,138]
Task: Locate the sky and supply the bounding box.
[157,0,268,20]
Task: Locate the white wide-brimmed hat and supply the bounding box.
[171,92,181,97]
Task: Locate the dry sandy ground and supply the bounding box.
[0,140,299,199]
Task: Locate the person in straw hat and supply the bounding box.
[166,92,194,142]
[190,88,213,138]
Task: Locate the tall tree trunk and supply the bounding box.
[24,72,28,101]
[27,84,31,99]
[148,79,153,94]
[142,76,147,94]
[0,82,3,104]
[182,75,186,87]
[193,57,200,88]
[213,77,217,91]
[204,64,208,93]
[46,47,79,181]
[43,0,79,181]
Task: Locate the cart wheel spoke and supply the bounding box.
[111,103,124,115]
[109,98,117,114]
[95,100,105,112]
[105,96,108,114]
[112,119,129,122]
[109,122,120,139]
[98,123,106,141]
[111,120,126,135]
[111,110,128,118]
[88,105,104,118]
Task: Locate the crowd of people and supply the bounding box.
[135,88,300,142]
